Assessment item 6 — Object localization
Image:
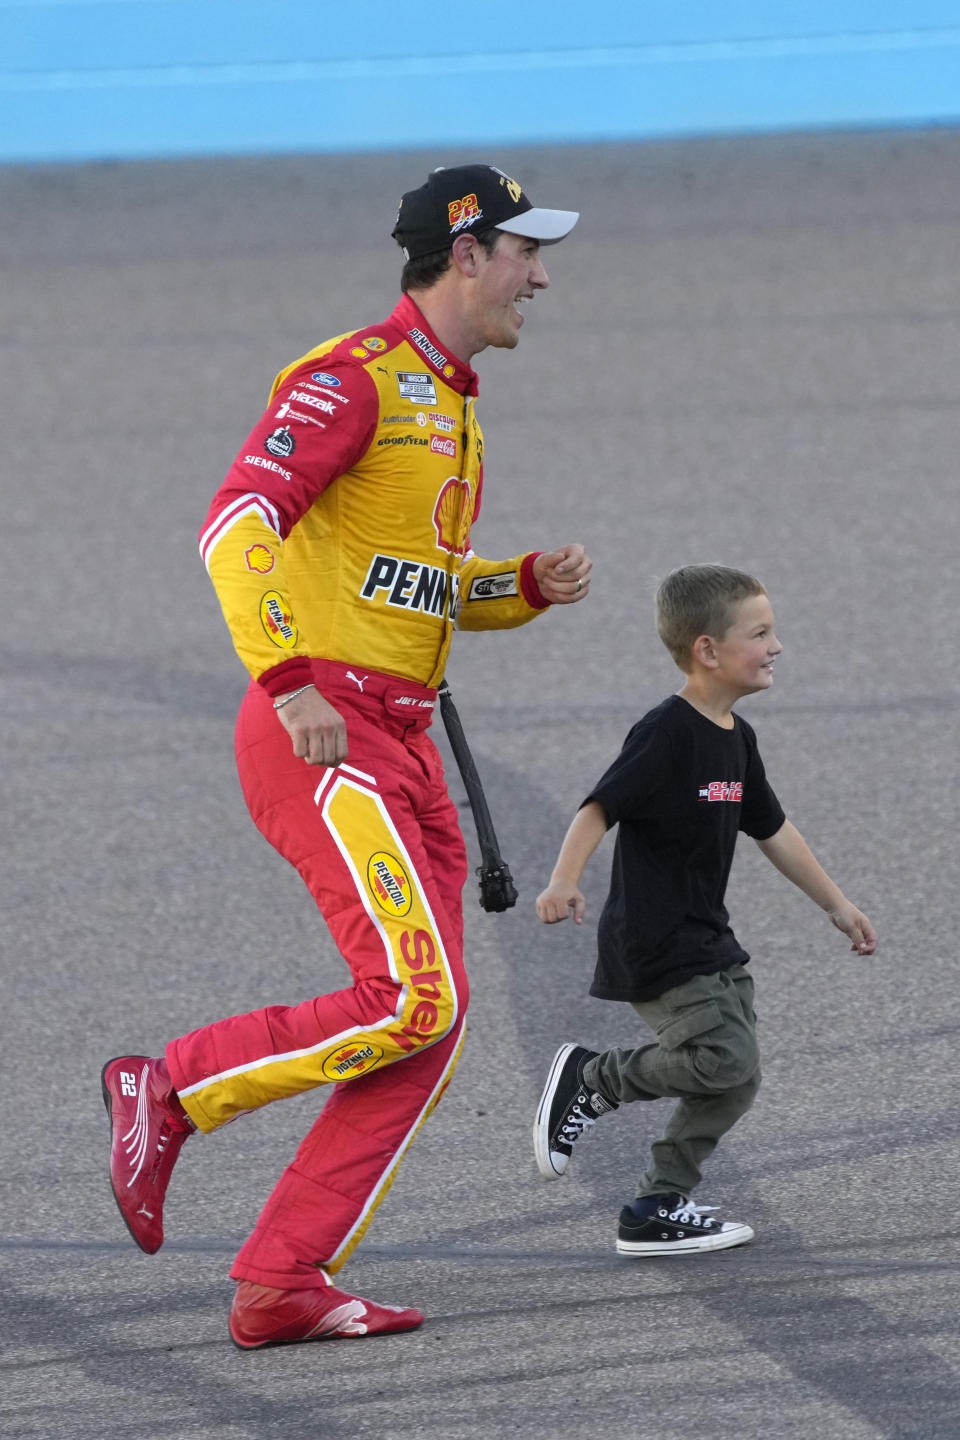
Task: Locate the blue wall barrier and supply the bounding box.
[2,1,960,164]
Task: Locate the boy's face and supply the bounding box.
[707,593,782,694]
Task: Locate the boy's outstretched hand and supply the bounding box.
[536,804,607,927]
[537,880,587,926]
[755,821,878,957]
[828,901,878,956]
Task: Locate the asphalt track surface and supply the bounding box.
[3,129,960,1440]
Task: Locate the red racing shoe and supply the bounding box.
[229,1281,425,1349]
[101,1055,194,1254]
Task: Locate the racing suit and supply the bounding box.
[164,294,552,1287]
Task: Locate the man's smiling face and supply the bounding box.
[466,230,549,351]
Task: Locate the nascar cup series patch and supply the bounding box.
[396,371,437,404]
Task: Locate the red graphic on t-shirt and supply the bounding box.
[697,781,743,803]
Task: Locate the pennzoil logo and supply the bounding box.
[433,476,471,554]
[448,193,481,231]
[367,852,413,915]
[360,553,458,617]
[244,544,275,574]
[260,591,298,648]
[321,1040,384,1082]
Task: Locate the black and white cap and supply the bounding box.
[392,164,579,260]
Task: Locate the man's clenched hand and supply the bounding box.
[533,544,592,604]
[275,687,348,767]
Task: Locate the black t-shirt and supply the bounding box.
[587,694,785,1002]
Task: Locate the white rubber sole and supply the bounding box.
[616,1221,754,1256]
[532,1042,580,1180]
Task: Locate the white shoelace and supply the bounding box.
[560,1099,597,1143]
[668,1199,720,1228]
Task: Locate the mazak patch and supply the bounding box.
[288,389,337,416]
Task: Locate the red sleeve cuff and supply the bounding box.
[520,552,551,610]
[257,657,315,697]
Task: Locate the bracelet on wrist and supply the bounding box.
[273,684,315,711]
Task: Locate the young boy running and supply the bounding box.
[533,565,877,1255]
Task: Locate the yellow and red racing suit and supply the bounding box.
[165,295,552,1287]
[196,291,549,697]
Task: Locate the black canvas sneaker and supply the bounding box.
[533,1042,618,1179]
[616,1192,754,1256]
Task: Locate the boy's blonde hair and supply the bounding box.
[656,565,767,671]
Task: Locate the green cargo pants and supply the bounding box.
[583,965,760,1199]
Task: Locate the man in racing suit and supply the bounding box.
[102,164,590,1347]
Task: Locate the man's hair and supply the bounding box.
[400,227,502,293]
[656,565,767,671]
